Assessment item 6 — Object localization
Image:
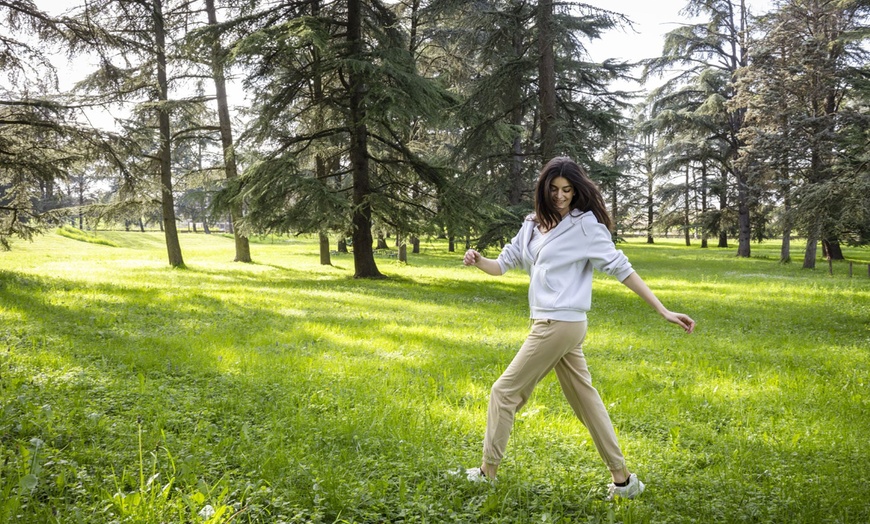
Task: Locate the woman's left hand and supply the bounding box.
[663,311,695,334]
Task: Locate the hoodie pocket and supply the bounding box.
[531,267,562,309]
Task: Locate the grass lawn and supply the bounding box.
[1,230,868,523]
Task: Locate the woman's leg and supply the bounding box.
[481,320,587,477]
[554,344,629,482]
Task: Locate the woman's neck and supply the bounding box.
[539,212,568,233]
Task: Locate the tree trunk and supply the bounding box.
[319,232,331,265]
[803,100,829,269]
[537,0,557,161]
[718,170,728,248]
[684,164,691,246]
[337,238,348,253]
[205,0,250,263]
[822,238,844,260]
[153,0,184,267]
[819,48,843,262]
[781,226,791,263]
[376,234,388,250]
[776,71,791,263]
[731,0,749,258]
[610,135,620,242]
[803,222,820,269]
[701,161,708,248]
[411,235,420,254]
[399,240,407,263]
[139,217,145,233]
[448,235,455,252]
[348,0,382,278]
[646,169,654,244]
[780,174,792,264]
[313,0,336,269]
[736,171,750,257]
[314,155,333,265]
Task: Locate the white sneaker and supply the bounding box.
[465,467,493,484]
[606,473,645,500]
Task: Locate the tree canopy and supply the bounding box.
[1,0,867,271]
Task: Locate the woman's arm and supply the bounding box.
[464,249,504,276]
[621,272,695,333]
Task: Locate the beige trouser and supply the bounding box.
[482,319,627,474]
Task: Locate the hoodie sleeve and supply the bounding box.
[496,224,526,274]
[586,221,635,282]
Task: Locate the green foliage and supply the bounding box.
[0,2,89,250]
[734,0,870,255]
[1,231,869,522]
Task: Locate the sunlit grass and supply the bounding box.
[1,231,868,523]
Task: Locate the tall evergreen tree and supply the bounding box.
[202,0,252,262]
[442,0,632,247]
[633,113,663,244]
[645,0,754,256]
[226,0,456,278]
[643,68,730,248]
[0,2,92,248]
[71,0,199,267]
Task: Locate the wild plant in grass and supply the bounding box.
[0,437,43,520]
[104,422,237,523]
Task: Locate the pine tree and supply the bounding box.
[226,0,457,278]
[71,0,199,267]
[643,67,730,249]
[202,0,251,262]
[645,0,754,256]
[441,0,632,247]
[0,2,98,249]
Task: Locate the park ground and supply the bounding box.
[1,230,869,523]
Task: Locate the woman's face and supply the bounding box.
[549,176,574,216]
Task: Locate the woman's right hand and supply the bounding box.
[463,249,480,266]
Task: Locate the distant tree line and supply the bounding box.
[1,0,867,273]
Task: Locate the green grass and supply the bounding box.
[1,231,868,523]
[55,225,121,247]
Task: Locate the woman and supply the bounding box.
[462,157,695,500]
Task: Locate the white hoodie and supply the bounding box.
[497,209,635,321]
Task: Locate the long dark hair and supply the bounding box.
[534,156,613,232]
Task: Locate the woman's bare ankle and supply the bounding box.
[610,468,630,484]
[481,463,498,479]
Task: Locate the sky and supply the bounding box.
[584,0,698,64]
[581,0,774,92]
[582,0,774,61]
